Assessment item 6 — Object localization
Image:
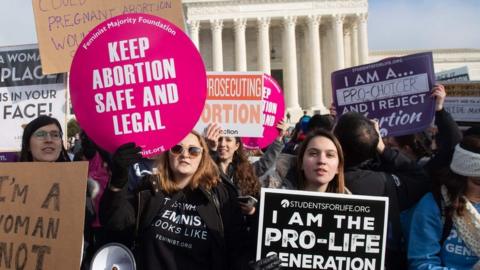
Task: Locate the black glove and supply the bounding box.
[249,254,282,270]
[110,142,142,189]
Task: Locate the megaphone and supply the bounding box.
[89,243,136,270]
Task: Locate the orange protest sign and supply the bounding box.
[0,162,88,270]
[195,72,265,137]
[32,0,185,74]
[207,74,264,100]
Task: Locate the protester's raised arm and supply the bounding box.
[204,123,222,151]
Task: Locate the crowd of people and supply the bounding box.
[17,84,480,270]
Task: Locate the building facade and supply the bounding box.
[370,49,480,81]
[183,0,369,117]
[183,0,480,119]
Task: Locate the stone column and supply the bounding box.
[323,24,334,106]
[320,26,330,107]
[307,15,325,112]
[332,14,345,71]
[234,18,247,71]
[187,20,200,49]
[257,17,271,74]
[344,27,352,68]
[210,19,223,71]
[358,13,369,64]
[351,21,359,66]
[283,16,300,110]
[300,24,309,108]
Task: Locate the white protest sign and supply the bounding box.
[0,44,66,152]
[195,72,265,137]
[444,82,480,123]
[257,188,389,270]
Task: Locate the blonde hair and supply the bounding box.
[152,131,219,194]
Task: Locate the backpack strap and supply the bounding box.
[432,190,453,246]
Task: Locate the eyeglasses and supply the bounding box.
[32,130,62,141]
[170,145,203,157]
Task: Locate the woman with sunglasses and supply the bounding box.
[100,131,251,270]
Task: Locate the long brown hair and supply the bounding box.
[152,131,219,194]
[296,129,345,193]
[439,134,480,216]
[229,137,261,197]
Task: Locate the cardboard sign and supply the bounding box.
[0,44,66,152]
[332,52,436,137]
[0,162,88,270]
[32,0,185,74]
[69,14,207,157]
[242,74,286,150]
[257,188,389,270]
[444,82,480,123]
[195,72,265,137]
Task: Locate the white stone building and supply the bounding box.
[183,0,369,118]
[183,0,480,119]
[370,49,480,81]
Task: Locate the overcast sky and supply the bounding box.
[0,0,479,51]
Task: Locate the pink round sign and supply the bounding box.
[69,14,207,157]
[242,74,285,150]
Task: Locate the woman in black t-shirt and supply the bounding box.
[100,131,249,270]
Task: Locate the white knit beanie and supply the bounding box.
[450,144,480,177]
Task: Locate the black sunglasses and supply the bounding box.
[170,145,203,157]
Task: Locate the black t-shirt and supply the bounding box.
[141,191,212,270]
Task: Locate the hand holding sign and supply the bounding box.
[110,142,142,189]
[276,119,289,140]
[204,123,222,151]
[431,84,446,111]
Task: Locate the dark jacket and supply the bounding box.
[344,147,430,270]
[214,140,284,265]
[99,180,249,270]
[424,109,462,175]
[215,139,285,193]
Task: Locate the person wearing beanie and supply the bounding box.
[408,134,480,269]
[19,115,69,162]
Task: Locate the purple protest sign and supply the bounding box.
[332,52,436,137]
[0,152,18,162]
[242,74,285,150]
[69,14,207,157]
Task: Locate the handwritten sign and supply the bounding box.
[69,14,207,157]
[242,74,285,149]
[257,188,389,270]
[0,162,88,270]
[444,82,480,123]
[195,72,265,137]
[32,0,185,74]
[0,44,66,152]
[332,52,436,137]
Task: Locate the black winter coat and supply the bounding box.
[99,180,249,270]
[344,147,430,270]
